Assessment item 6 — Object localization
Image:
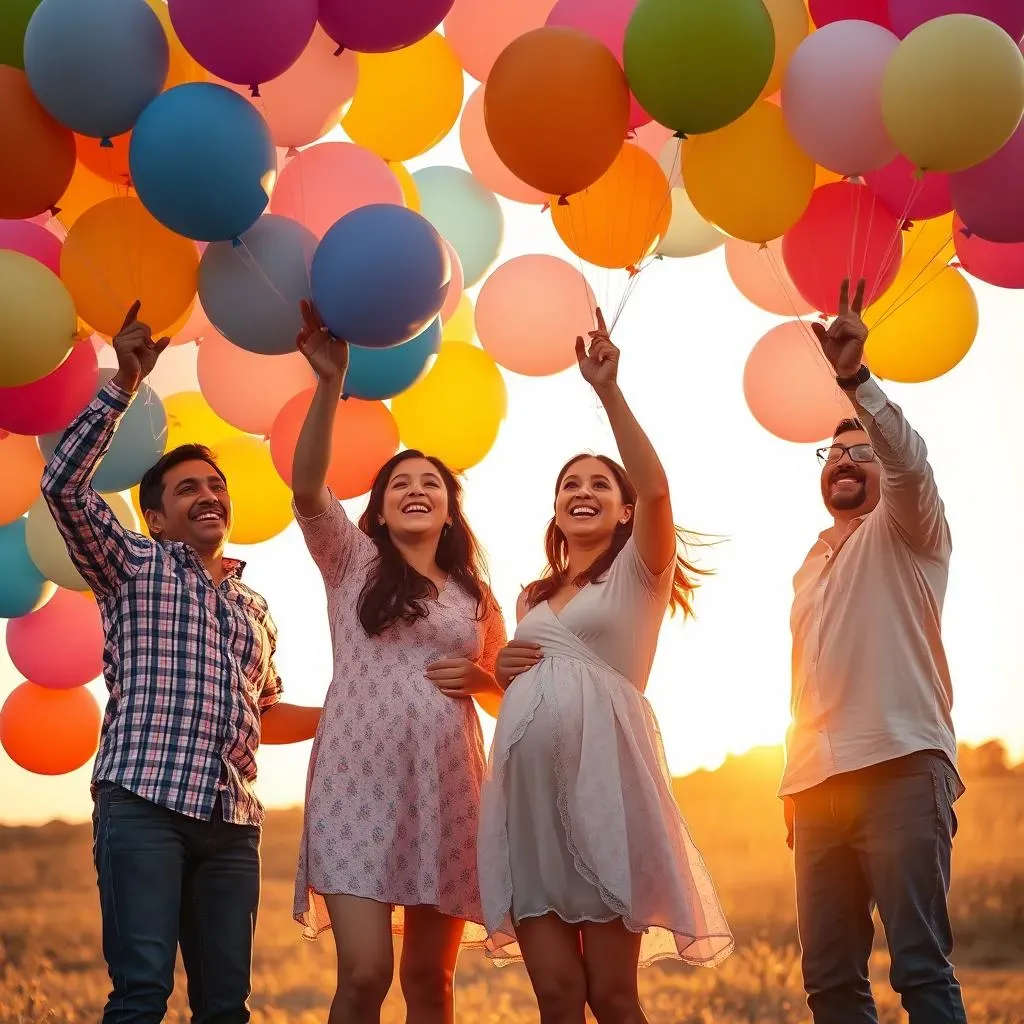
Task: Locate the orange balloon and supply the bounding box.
[269,390,400,500]
[0,66,76,220]
[0,681,102,776]
[484,27,630,197]
[0,432,44,527]
[61,197,199,337]
[75,132,132,187]
[55,160,127,230]
[551,143,671,269]
[445,0,558,82]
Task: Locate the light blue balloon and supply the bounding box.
[311,204,450,349]
[130,83,275,242]
[0,518,52,619]
[199,215,316,356]
[412,166,504,286]
[344,317,441,400]
[24,0,168,139]
[40,371,166,492]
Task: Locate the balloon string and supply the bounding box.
[869,177,925,307]
[870,233,954,329]
[234,238,295,311]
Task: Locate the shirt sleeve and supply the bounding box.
[259,609,284,714]
[853,378,951,559]
[40,379,153,596]
[292,490,374,588]
[477,596,508,677]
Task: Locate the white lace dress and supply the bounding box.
[477,537,734,967]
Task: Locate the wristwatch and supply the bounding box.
[836,364,870,390]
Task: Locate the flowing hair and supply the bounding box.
[523,454,711,618]
[356,450,492,636]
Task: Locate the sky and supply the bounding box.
[2,94,1023,827]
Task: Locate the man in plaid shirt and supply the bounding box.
[42,303,321,1024]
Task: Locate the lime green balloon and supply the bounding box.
[624,0,775,135]
[0,0,42,69]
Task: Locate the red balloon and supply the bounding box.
[954,214,1024,289]
[864,156,952,222]
[782,181,904,314]
[6,588,104,689]
[0,340,99,436]
[808,0,891,27]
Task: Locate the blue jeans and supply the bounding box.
[793,752,967,1023]
[92,784,261,1024]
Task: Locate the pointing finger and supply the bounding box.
[594,307,608,334]
[118,300,142,336]
[811,321,829,348]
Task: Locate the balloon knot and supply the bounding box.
[949,260,962,269]
[913,166,927,179]
[100,136,113,149]
[231,237,242,248]
[625,128,636,139]
[334,44,346,56]
[653,253,664,261]
[541,201,550,213]
[626,264,640,277]
[340,393,351,402]
[50,205,61,216]
[817,313,829,322]
[900,219,914,231]
[0,429,9,441]
[557,195,569,206]
[286,146,300,159]
[960,226,973,239]
[250,84,260,98]
[673,131,688,140]
[757,242,769,251]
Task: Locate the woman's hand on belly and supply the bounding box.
[425,657,497,699]
[495,641,543,690]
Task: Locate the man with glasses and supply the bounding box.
[781,279,966,1023]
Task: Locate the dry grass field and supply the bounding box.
[2,742,1023,1023]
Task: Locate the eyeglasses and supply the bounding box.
[816,443,875,465]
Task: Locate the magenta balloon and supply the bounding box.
[782,20,899,176]
[864,155,952,220]
[954,214,1024,287]
[0,341,99,436]
[546,0,651,129]
[6,588,104,689]
[950,121,1024,242]
[318,0,454,53]
[809,0,892,26]
[168,0,317,86]
[888,0,1024,40]
[0,220,62,275]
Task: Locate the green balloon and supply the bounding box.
[0,0,42,70]
[624,0,775,136]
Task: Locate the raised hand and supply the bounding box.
[296,300,349,384]
[111,301,170,394]
[575,307,620,392]
[812,278,869,379]
[425,657,495,699]
[494,640,542,689]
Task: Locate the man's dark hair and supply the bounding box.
[138,444,226,515]
[834,417,865,439]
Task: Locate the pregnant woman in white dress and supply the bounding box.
[478,311,734,1023]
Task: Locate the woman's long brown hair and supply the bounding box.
[523,454,710,618]
[356,450,491,636]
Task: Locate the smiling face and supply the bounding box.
[379,456,451,542]
[554,456,632,544]
[820,428,881,518]
[144,458,232,551]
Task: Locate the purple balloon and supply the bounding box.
[889,1,1024,40]
[950,120,1024,242]
[864,155,952,220]
[318,0,453,53]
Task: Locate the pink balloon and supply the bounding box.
[950,120,1024,243]
[197,333,316,435]
[219,27,358,149]
[864,155,952,221]
[476,255,596,377]
[782,21,899,176]
[271,142,404,238]
[725,238,815,316]
[809,0,892,26]
[631,120,675,160]
[439,241,464,323]
[888,0,1024,41]
[6,588,104,689]
[459,87,547,204]
[444,0,558,81]
[0,220,62,275]
[546,0,651,129]
[0,341,99,436]
[319,0,454,53]
[954,214,1024,287]
[168,0,317,87]
[744,320,853,444]
[172,297,216,347]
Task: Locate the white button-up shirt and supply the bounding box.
[780,378,961,797]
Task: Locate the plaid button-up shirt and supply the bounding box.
[41,380,283,825]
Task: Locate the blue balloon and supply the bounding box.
[130,83,275,242]
[24,0,168,139]
[0,518,52,618]
[39,371,166,492]
[311,204,450,349]
[344,317,441,400]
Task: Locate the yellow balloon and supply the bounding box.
[0,251,77,387]
[215,436,293,545]
[391,341,506,471]
[865,267,977,383]
[389,161,420,211]
[761,0,810,98]
[882,14,1024,173]
[442,294,476,344]
[870,213,955,313]
[342,33,464,162]
[683,100,815,243]
[162,392,246,453]
[146,0,206,90]
[26,492,137,591]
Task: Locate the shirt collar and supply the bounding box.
[159,538,247,578]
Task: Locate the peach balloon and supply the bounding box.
[744,320,852,443]
[444,0,558,82]
[197,334,316,435]
[171,295,216,347]
[0,432,44,526]
[476,255,596,376]
[460,85,546,204]
[271,142,403,238]
[439,241,465,324]
[725,237,815,316]
[0,681,102,775]
[632,120,675,161]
